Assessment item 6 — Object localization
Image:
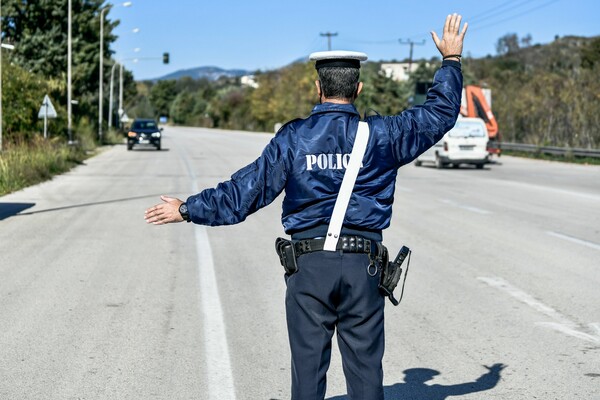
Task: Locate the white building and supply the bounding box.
[240,75,259,88]
[380,62,425,82]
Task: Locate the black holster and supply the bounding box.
[275,237,298,275]
[378,246,411,306]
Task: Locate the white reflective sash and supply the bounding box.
[323,121,370,251]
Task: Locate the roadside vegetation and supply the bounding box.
[1,1,599,197]
[141,34,600,151]
[0,0,134,195]
[501,150,600,165]
[0,137,87,195]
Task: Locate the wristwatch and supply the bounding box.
[179,202,191,222]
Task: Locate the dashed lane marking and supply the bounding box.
[439,198,492,215]
[478,276,600,344]
[546,231,600,252]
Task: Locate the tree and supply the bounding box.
[581,37,600,68]
[496,33,520,55]
[150,80,178,118]
[2,59,61,141]
[2,0,135,138]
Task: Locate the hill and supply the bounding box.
[153,66,251,81]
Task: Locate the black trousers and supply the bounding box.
[285,250,385,400]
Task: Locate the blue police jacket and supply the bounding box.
[186,60,463,240]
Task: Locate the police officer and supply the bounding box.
[145,13,467,400]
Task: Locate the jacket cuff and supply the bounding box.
[442,59,462,70]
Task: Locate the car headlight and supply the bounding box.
[151,132,161,138]
[127,131,137,137]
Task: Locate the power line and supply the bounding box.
[468,0,537,25]
[469,0,562,32]
[405,0,562,40]
[468,0,528,22]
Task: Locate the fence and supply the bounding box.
[501,143,600,159]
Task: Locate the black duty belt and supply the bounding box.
[294,235,379,257]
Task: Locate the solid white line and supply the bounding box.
[546,231,600,251]
[439,198,491,215]
[478,276,600,344]
[195,226,237,398]
[174,134,237,399]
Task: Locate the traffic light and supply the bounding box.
[163,52,169,64]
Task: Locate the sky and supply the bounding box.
[109,0,600,81]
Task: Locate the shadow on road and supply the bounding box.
[128,147,170,152]
[327,363,506,400]
[0,202,36,221]
[1,194,167,219]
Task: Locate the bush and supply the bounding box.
[0,137,87,196]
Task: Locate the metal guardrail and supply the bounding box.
[501,142,600,158]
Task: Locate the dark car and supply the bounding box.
[127,119,162,150]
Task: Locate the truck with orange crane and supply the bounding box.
[461,85,501,156]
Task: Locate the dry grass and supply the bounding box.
[0,137,89,196]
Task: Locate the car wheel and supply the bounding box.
[435,155,444,169]
[127,143,133,151]
[156,141,161,151]
[415,160,422,167]
[476,164,484,169]
[452,163,459,169]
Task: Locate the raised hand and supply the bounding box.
[431,13,468,60]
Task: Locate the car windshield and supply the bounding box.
[132,120,157,130]
[448,121,486,138]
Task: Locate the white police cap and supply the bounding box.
[309,50,368,70]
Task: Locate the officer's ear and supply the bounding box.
[315,80,322,98]
[352,82,363,101]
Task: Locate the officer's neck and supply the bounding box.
[321,97,354,105]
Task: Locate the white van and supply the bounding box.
[415,117,489,169]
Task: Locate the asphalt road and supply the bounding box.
[1,126,599,400]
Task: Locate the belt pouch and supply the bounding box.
[275,237,298,275]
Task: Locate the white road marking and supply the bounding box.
[536,322,600,343]
[546,231,600,252]
[439,198,491,215]
[176,136,237,399]
[195,226,237,398]
[502,180,600,202]
[478,276,600,344]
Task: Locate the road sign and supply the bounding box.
[38,95,58,139]
[38,95,58,119]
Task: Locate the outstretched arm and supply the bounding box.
[144,133,288,227]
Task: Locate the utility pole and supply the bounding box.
[67,0,73,143]
[398,39,425,74]
[1,8,15,152]
[1,0,3,152]
[108,62,119,129]
[119,63,123,129]
[320,32,338,51]
[99,6,109,143]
